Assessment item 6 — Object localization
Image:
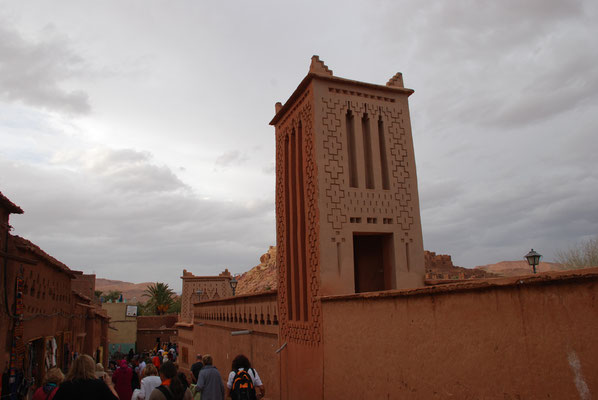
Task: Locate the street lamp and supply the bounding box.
[195,289,203,301]
[524,249,542,274]
[229,277,238,296]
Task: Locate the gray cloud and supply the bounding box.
[0,149,274,290]
[214,150,249,168]
[0,22,90,114]
[0,0,596,285]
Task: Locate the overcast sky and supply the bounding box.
[1,0,597,291]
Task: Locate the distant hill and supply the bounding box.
[95,278,154,303]
[474,260,570,277]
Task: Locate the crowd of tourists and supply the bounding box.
[31,346,266,400]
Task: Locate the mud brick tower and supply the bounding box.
[270,56,425,399]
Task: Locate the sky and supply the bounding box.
[1,0,597,291]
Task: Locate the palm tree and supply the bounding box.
[143,282,176,315]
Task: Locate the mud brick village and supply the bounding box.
[1,53,597,399]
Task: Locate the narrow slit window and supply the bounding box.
[284,134,293,320]
[346,109,358,188]
[362,113,374,189]
[378,116,390,190]
[297,121,308,321]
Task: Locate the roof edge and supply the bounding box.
[270,73,414,126]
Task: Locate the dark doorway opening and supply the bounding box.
[353,233,394,293]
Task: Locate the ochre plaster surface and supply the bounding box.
[321,269,598,399]
[270,56,425,399]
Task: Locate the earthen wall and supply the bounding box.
[320,269,598,399]
[72,273,96,300]
[191,292,280,399]
[180,269,233,322]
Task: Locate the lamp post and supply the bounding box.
[524,249,542,274]
[195,289,203,301]
[229,277,238,296]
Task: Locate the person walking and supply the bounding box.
[148,361,192,400]
[190,354,203,382]
[112,359,133,400]
[53,354,119,400]
[32,367,63,400]
[227,354,265,400]
[196,354,224,400]
[138,364,162,399]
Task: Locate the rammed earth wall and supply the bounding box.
[320,269,598,399]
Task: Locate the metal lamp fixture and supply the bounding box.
[524,249,542,274]
[230,276,238,296]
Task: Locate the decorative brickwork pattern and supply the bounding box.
[320,95,414,233]
[275,89,322,345]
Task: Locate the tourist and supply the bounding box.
[95,363,109,383]
[227,354,265,399]
[152,352,161,369]
[131,357,141,390]
[195,354,224,400]
[190,354,203,382]
[148,361,192,400]
[53,354,118,400]
[138,364,162,399]
[138,355,147,377]
[112,359,133,400]
[32,367,63,400]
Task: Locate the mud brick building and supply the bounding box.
[176,269,233,368]
[179,58,598,399]
[0,191,109,397]
[136,315,178,353]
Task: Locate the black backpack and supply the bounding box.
[156,385,174,400]
[230,368,257,400]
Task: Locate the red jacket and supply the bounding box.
[112,363,133,400]
[32,385,58,400]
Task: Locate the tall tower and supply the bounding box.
[270,56,425,399]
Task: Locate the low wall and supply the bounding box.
[321,269,598,399]
[193,291,280,399]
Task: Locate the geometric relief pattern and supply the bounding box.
[322,97,346,231]
[275,89,322,345]
[321,95,414,232]
[380,105,414,230]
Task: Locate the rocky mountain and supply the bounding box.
[425,251,497,279]
[236,246,278,295]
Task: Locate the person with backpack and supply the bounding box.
[226,355,265,400]
[195,354,224,400]
[148,361,192,400]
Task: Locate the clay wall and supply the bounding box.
[137,328,177,353]
[320,269,598,399]
[84,309,109,366]
[310,74,425,296]
[137,314,178,329]
[102,302,137,354]
[180,269,233,322]
[1,235,78,375]
[175,323,194,372]
[72,273,96,300]
[192,292,280,399]
[270,57,426,399]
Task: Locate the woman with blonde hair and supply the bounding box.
[138,364,162,399]
[53,354,119,400]
[32,367,64,400]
